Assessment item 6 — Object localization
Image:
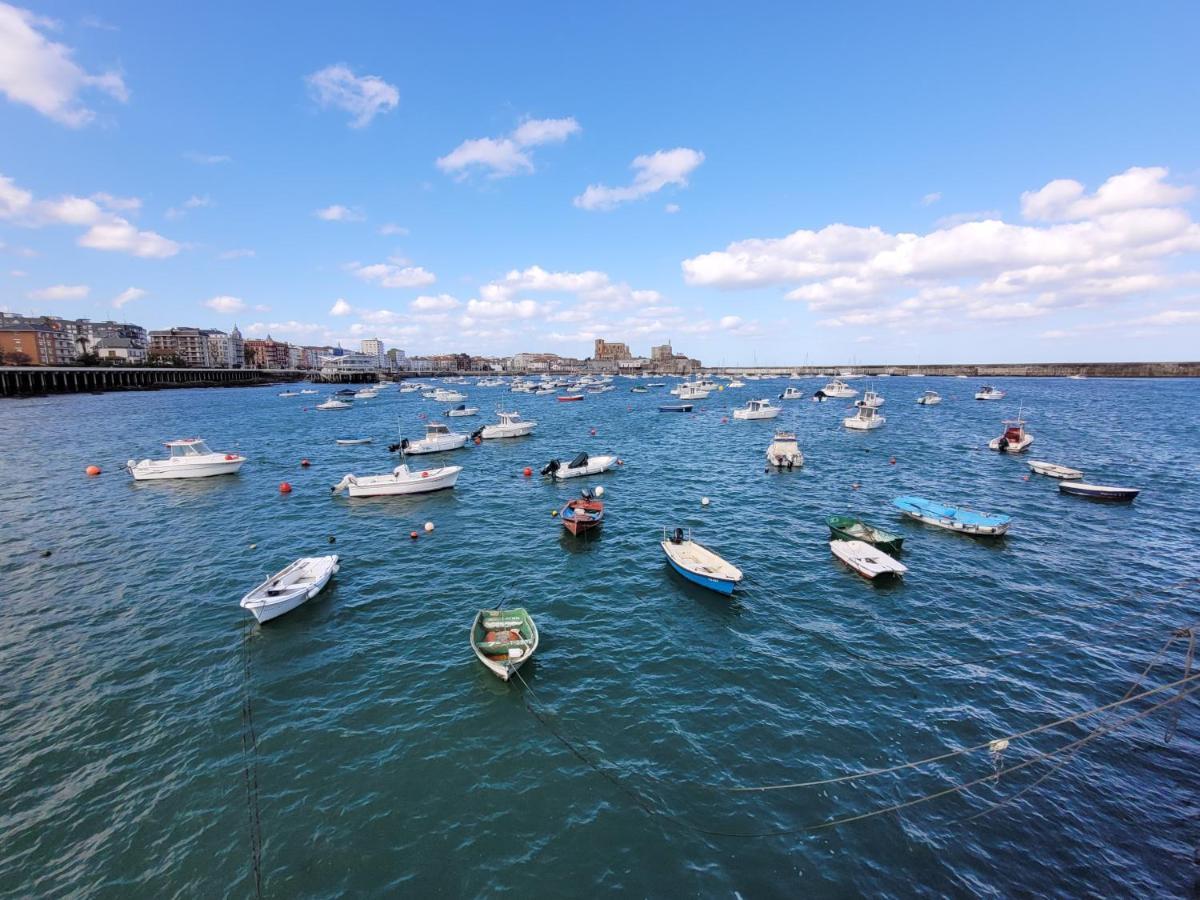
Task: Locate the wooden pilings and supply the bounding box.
[0,366,306,398]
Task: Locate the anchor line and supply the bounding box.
[240,620,264,899]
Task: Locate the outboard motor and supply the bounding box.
[541,459,560,476]
[997,436,1009,452]
[814,389,826,402]
[568,451,589,469]
[672,528,684,544]
[580,488,593,501]
[470,427,484,441]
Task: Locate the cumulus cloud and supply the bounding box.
[112,286,146,308]
[329,298,353,316]
[0,2,128,126]
[574,148,705,211]
[437,116,580,179]
[28,283,87,300]
[681,165,1200,330]
[204,295,245,313]
[0,171,179,258]
[378,222,408,236]
[350,261,436,288]
[306,63,398,128]
[165,194,212,219]
[665,203,681,214]
[411,293,460,311]
[314,204,364,222]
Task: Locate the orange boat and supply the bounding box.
[560,491,604,535]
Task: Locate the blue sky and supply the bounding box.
[2,1,1199,364]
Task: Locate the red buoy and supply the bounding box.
[589,428,597,436]
[279,482,292,493]
[300,458,311,467]
[410,531,419,540]
[523,467,532,477]
[889,457,897,465]
[85,465,101,476]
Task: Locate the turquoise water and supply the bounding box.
[2,377,1198,897]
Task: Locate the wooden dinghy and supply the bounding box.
[470,607,538,681]
[1027,460,1083,480]
[830,540,907,580]
[825,515,903,554]
[560,491,604,536]
[1058,482,1140,502]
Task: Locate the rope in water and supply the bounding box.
[240,620,264,898]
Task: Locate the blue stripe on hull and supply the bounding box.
[666,556,736,595]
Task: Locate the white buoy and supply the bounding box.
[424,521,435,533]
[701,496,710,506]
[593,485,605,497]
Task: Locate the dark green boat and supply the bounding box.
[825,515,904,554]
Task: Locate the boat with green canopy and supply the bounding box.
[470,607,539,681]
[825,515,904,555]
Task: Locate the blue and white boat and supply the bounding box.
[659,403,693,413]
[892,496,1012,536]
[660,527,743,595]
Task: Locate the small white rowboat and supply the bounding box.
[336,438,373,445]
[1027,460,1083,479]
[830,540,908,580]
[240,555,339,623]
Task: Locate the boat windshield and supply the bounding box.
[170,441,210,457]
[427,423,449,435]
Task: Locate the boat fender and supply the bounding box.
[421,471,430,478]
[225,454,237,460]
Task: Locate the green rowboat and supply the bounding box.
[470,607,539,682]
[825,515,904,554]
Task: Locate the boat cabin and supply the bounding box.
[1001,420,1027,442]
[165,439,214,457]
[426,423,451,436]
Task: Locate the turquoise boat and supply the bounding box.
[892,496,1011,536]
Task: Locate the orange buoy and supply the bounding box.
[279,482,292,493]
[300,458,311,467]
[410,531,419,539]
[85,465,101,476]
[889,457,897,465]
[523,466,532,477]
[474,436,482,445]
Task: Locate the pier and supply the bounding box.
[703,361,1200,378]
[0,366,304,398]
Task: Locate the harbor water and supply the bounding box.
[1,376,1198,896]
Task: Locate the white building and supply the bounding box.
[319,352,378,378]
[93,337,147,364]
[360,338,385,368]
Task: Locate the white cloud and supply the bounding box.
[665,203,681,214]
[0,2,128,126]
[437,116,580,179]
[218,248,255,260]
[112,286,145,308]
[204,295,245,313]
[1021,166,1194,222]
[314,204,364,222]
[329,298,353,316]
[574,147,705,211]
[28,283,88,300]
[0,171,179,258]
[350,261,436,288]
[184,151,230,165]
[681,165,1200,332]
[165,194,212,220]
[719,315,743,329]
[934,209,1002,229]
[411,293,460,311]
[306,63,398,128]
[921,192,942,206]
[378,222,408,236]
[466,297,545,319]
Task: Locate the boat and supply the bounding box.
[988,413,1033,452]
[1027,460,1083,480]
[780,387,804,400]
[825,515,904,554]
[470,607,538,681]
[433,388,466,402]
[630,386,648,393]
[893,496,1012,536]
[394,422,468,454]
[541,452,618,479]
[239,556,339,623]
[766,431,803,468]
[733,399,781,420]
[1058,482,1140,502]
[474,410,536,440]
[352,388,379,400]
[916,390,941,406]
[843,404,885,430]
[126,438,246,480]
[445,404,479,417]
[830,540,908,580]
[647,382,666,388]
[331,462,461,497]
[316,398,351,410]
[1067,374,1087,380]
[335,389,357,397]
[819,379,858,398]
[659,403,693,413]
[660,527,743,595]
[335,438,373,445]
[678,385,710,400]
[300,388,319,395]
[278,390,299,398]
[855,390,885,409]
[728,379,746,388]
[975,385,1006,401]
[560,490,604,536]
[398,384,420,393]
[557,393,584,402]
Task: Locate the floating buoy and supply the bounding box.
[279,482,292,493]
[721,417,728,424]
[424,521,434,533]
[551,509,558,517]
[474,436,482,445]
[889,457,896,465]
[85,465,101,476]
[617,459,624,466]
[701,496,710,506]
[410,531,419,540]
[989,738,1010,753]
[328,535,336,544]
[523,467,532,477]
[250,543,257,550]
[589,428,597,436]
[593,485,605,497]
[40,549,52,558]
[300,458,311,467]
[851,482,861,490]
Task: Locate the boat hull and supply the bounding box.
[826,516,903,554]
[843,416,885,430]
[129,459,245,480]
[659,404,692,412]
[480,423,534,439]
[404,435,469,454]
[344,468,460,497]
[1027,460,1083,479]
[893,498,1011,536]
[664,554,736,595]
[1059,482,1140,501]
[240,557,338,623]
[988,436,1034,452]
[830,540,907,580]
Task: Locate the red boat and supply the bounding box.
[557,394,584,402]
[560,492,604,535]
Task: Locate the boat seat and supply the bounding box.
[478,639,529,653]
[482,618,523,630]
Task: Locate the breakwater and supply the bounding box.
[0,365,304,397]
[706,361,1200,378]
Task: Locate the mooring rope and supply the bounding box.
[240,620,264,898]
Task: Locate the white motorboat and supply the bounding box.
[855,390,885,408]
[434,388,467,402]
[830,540,907,580]
[975,385,1006,401]
[475,411,536,439]
[335,438,373,445]
[316,398,351,410]
[239,555,340,623]
[678,384,710,400]
[332,462,461,497]
[278,390,299,398]
[352,388,379,400]
[819,379,858,398]
[733,399,781,420]
[299,389,319,395]
[445,404,479,417]
[541,452,618,480]
[844,405,885,430]
[728,379,746,388]
[780,387,804,400]
[1027,460,1083,479]
[398,384,420,393]
[988,414,1033,452]
[126,438,246,481]
[916,390,942,406]
[789,372,803,380]
[397,422,468,454]
[766,431,803,468]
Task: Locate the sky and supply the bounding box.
[1,1,1199,365]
